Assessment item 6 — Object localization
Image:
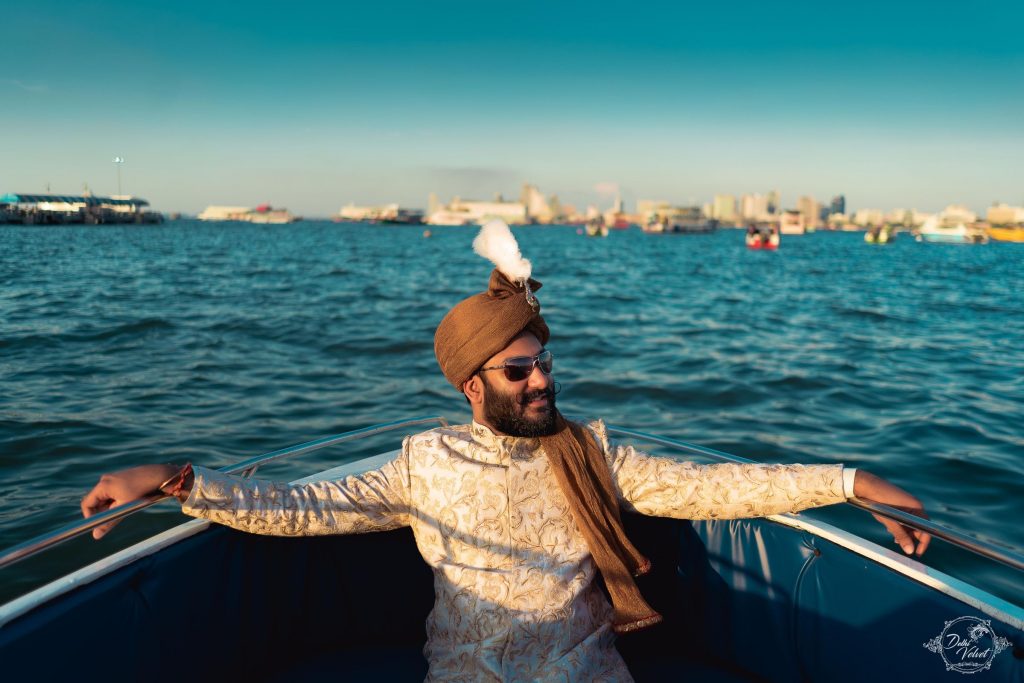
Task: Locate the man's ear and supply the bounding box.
[463,374,485,406]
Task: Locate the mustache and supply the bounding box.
[519,385,556,406]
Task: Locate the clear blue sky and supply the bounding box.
[2,0,1022,216]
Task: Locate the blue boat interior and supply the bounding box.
[2,513,1022,682]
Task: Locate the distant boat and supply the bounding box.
[666,216,717,234]
[584,217,608,237]
[917,216,987,244]
[746,228,779,250]
[988,226,1024,243]
[864,225,896,244]
[197,204,298,224]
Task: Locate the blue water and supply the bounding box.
[1,221,1022,604]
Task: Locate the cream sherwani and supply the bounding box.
[182,420,848,682]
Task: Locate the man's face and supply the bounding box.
[476,333,557,437]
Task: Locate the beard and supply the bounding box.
[481,377,558,437]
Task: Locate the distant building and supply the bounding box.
[766,190,780,215]
[796,196,820,229]
[830,194,846,216]
[826,213,855,230]
[852,208,885,227]
[885,208,929,227]
[987,203,1024,225]
[520,184,554,223]
[548,195,564,223]
[940,204,977,224]
[739,193,769,221]
[712,194,737,223]
[636,199,673,222]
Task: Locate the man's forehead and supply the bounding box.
[489,332,543,363]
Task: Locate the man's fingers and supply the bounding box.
[914,529,932,556]
[80,488,108,518]
[92,519,121,540]
[884,519,917,555]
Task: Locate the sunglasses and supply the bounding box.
[479,350,553,382]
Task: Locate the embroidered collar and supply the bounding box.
[471,421,540,449]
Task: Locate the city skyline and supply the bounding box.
[2,0,1022,216]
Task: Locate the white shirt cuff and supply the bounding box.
[842,467,858,499]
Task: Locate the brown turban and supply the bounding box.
[434,268,550,390]
[433,263,662,633]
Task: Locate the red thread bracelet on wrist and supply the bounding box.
[159,463,193,498]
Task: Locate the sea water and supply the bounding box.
[1,221,1021,604]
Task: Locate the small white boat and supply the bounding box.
[917,216,988,244]
[1,418,1022,681]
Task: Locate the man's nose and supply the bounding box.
[527,363,551,389]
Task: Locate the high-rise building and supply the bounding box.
[713,194,737,222]
[739,193,769,221]
[548,195,563,222]
[830,194,846,216]
[520,183,552,223]
[796,195,820,229]
[766,190,780,215]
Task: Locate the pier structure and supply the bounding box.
[0,193,163,225]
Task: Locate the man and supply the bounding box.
[82,222,929,682]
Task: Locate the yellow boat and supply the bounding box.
[988,226,1024,243]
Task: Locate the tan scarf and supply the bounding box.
[540,413,662,633]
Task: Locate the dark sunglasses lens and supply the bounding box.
[538,351,553,373]
[503,362,532,382]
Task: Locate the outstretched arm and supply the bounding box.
[585,420,931,557]
[82,438,415,540]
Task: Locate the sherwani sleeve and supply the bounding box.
[180,437,413,536]
[588,421,847,519]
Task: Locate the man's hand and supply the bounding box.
[853,470,931,557]
[80,464,180,540]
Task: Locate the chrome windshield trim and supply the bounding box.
[0,416,449,571]
[604,425,1024,574]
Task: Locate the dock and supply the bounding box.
[0,193,163,225]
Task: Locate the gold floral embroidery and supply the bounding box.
[183,420,845,682]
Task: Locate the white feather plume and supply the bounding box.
[472,220,532,282]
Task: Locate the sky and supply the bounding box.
[2,0,1022,217]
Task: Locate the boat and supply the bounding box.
[917,216,988,244]
[665,212,717,234]
[585,216,609,237]
[988,226,1024,243]
[197,204,299,224]
[2,417,1021,681]
[864,225,897,244]
[745,226,780,250]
